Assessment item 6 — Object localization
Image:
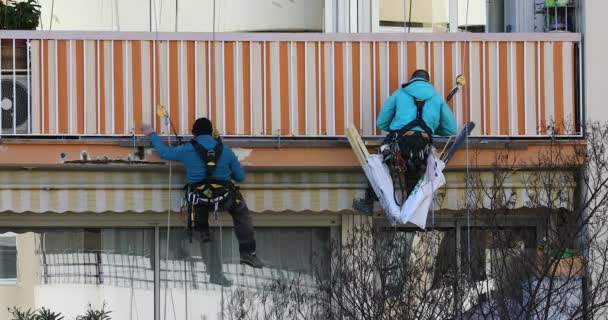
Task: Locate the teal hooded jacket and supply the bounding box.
[376,79,457,136]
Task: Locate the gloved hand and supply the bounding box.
[141,123,155,136]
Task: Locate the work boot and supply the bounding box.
[240,252,264,269]
[209,274,233,287]
[353,198,373,215]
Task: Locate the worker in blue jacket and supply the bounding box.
[355,69,457,214]
[142,117,263,286]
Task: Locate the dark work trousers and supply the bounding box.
[364,131,430,203]
[396,132,430,196]
[193,189,257,255]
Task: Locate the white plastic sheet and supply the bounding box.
[363,150,446,229]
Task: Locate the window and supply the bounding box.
[0,229,156,319]
[37,0,324,32]
[382,228,457,291]
[375,223,539,317]
[461,226,537,311]
[0,226,332,319]
[458,0,487,32]
[0,232,17,283]
[378,0,579,33]
[40,229,155,288]
[380,0,450,32]
[159,226,333,319]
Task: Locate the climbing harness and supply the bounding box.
[379,79,437,206]
[191,139,223,176]
[182,137,237,243]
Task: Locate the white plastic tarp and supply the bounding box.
[362,150,445,229]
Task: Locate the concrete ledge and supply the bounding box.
[1,136,585,149]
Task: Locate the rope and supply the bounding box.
[403,0,413,33]
[163,116,176,320]
[407,0,413,33]
[184,244,189,320]
[462,0,473,280]
[151,0,179,318]
[211,1,227,318]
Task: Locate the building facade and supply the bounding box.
[0,0,593,319]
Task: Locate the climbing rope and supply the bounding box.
[463,0,472,279]
[150,0,178,318]
[210,0,227,317]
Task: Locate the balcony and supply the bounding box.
[0,31,586,231]
[0,31,582,138]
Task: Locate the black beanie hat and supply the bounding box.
[192,117,213,136]
[411,69,430,81]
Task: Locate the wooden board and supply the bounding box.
[346,126,370,167]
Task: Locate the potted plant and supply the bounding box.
[8,306,64,320]
[76,303,112,320]
[7,307,36,320]
[0,0,41,70]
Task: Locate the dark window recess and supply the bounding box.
[0,234,17,279]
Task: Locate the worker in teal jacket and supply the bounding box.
[142,117,263,287]
[376,71,457,136]
[355,69,457,214]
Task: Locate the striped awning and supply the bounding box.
[0,168,575,214]
[0,169,367,213]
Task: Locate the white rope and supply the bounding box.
[152,0,179,318]
[462,0,472,278]
[184,245,189,320]
[163,115,176,320]
[211,1,226,318]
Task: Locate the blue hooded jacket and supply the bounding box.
[376,79,457,136]
[149,133,245,184]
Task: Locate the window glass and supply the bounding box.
[461,226,537,311]
[382,228,457,291]
[380,0,450,32]
[458,0,487,32]
[0,233,17,281]
[380,0,577,33]
[159,226,332,319]
[0,229,154,320]
[36,0,324,32]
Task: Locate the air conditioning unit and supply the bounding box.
[1,73,29,135]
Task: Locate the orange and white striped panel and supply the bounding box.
[28,38,579,137]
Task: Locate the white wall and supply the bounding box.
[37,0,324,32]
[457,0,486,27]
[380,0,448,25]
[38,0,150,31]
[35,285,155,319]
[0,234,38,320]
[584,0,608,122]
[584,2,608,319]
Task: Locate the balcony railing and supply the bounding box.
[0,31,582,138]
